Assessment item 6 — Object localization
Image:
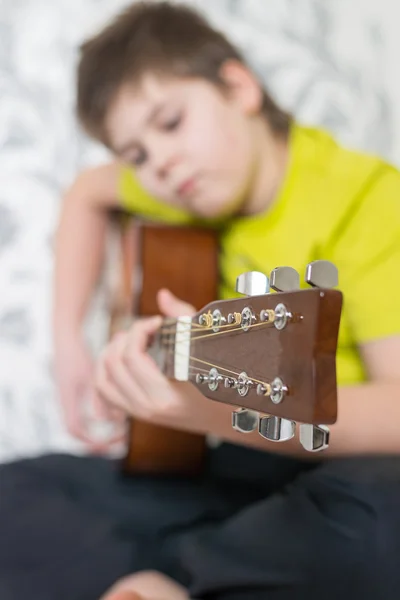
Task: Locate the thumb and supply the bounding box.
[157,288,196,318]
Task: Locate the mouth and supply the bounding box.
[177,176,197,198]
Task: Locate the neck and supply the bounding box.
[239,120,290,217]
[149,317,186,380]
[148,323,170,375]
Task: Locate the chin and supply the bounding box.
[191,195,238,220]
[212,199,244,219]
[196,205,233,220]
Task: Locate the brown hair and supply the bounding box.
[77,1,292,146]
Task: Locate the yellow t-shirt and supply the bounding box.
[119,123,400,386]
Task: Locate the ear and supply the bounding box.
[219,60,263,115]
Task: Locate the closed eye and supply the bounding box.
[162,112,183,132]
[129,148,148,167]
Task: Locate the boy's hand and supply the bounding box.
[55,338,126,452]
[94,289,214,434]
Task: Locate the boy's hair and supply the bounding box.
[77,1,292,146]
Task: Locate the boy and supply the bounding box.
[54,2,400,599]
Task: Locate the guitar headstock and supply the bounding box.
[169,261,342,452]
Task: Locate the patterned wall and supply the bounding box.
[0,0,399,463]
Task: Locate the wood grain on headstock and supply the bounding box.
[167,288,342,425]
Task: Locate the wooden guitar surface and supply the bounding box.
[110,220,219,475]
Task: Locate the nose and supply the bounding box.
[152,142,178,181]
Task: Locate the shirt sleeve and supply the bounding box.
[118,165,195,224]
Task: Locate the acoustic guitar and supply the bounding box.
[110,219,219,475]
[110,218,342,473]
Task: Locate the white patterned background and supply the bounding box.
[0,0,399,463]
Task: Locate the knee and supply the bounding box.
[99,572,149,600]
[112,570,166,588]
[102,590,143,600]
[100,570,189,600]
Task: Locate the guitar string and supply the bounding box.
[159,319,275,343]
[160,320,242,333]
[159,315,275,335]
[186,365,273,401]
[115,319,274,387]
[162,317,204,328]
[160,305,277,334]
[186,365,274,419]
[186,365,272,397]
[158,345,273,392]
[156,320,278,389]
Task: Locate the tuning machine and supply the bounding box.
[233,269,298,444]
[199,308,226,332]
[230,263,338,453]
[232,272,268,437]
[299,424,330,452]
[305,260,338,289]
[259,415,295,442]
[196,368,223,391]
[232,408,259,433]
[297,260,339,452]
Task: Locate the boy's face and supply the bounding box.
[105,71,261,219]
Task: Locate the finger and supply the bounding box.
[122,316,165,381]
[157,288,196,318]
[82,385,128,453]
[131,315,163,354]
[58,378,123,452]
[107,406,127,422]
[59,385,96,443]
[90,427,128,453]
[96,359,130,411]
[96,353,149,420]
[105,332,151,410]
[91,389,127,423]
[122,319,170,401]
[110,330,129,346]
[110,317,183,419]
[64,409,115,452]
[91,389,111,420]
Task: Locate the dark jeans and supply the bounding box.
[0,444,400,600]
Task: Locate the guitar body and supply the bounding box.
[110,219,219,476]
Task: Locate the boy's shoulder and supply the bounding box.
[293,122,399,188]
[290,122,400,228]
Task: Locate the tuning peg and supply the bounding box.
[270,377,288,404]
[224,377,237,389]
[195,373,209,384]
[305,260,338,289]
[258,416,295,442]
[299,424,330,452]
[196,368,223,391]
[236,271,270,296]
[232,408,259,433]
[270,266,300,292]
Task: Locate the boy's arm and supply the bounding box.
[53,162,126,448]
